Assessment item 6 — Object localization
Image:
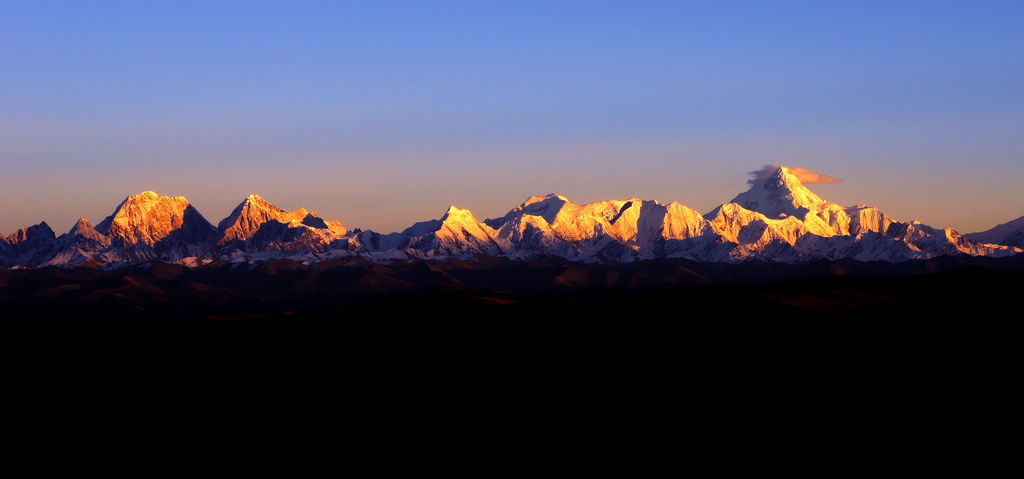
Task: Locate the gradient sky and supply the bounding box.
[2,1,1023,235]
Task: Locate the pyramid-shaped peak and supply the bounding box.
[95,191,214,245]
[730,165,836,219]
[773,165,800,179]
[748,165,803,188]
[70,216,93,231]
[246,193,268,204]
[441,205,477,221]
[218,194,339,244]
[67,216,108,242]
[760,165,840,186]
[399,205,485,237]
[238,194,309,218]
[240,193,282,210]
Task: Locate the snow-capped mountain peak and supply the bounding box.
[95,191,216,247]
[506,193,580,226]
[441,204,473,220]
[213,194,350,257]
[6,221,54,245]
[384,204,502,257]
[239,193,312,218]
[67,217,106,242]
[731,165,829,219]
[218,194,344,244]
[521,193,571,207]
[2,167,1022,269]
[70,216,91,231]
[965,215,1024,248]
[2,222,56,267]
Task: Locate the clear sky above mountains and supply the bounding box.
[2,1,1023,235]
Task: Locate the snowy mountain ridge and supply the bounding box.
[2,166,1021,268]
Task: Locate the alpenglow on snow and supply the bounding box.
[2,166,1022,269]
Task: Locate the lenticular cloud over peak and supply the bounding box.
[748,165,842,185]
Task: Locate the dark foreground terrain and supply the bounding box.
[3,255,1022,357]
[2,255,1019,474]
[3,254,1022,322]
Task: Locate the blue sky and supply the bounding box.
[2,1,1023,234]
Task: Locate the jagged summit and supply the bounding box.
[42,216,111,267]
[440,205,476,221]
[402,205,481,236]
[490,193,579,227]
[121,190,191,208]
[6,222,55,245]
[67,217,106,241]
[95,191,216,246]
[237,193,311,216]
[1,222,56,267]
[219,194,304,242]
[401,204,501,256]
[218,194,347,245]
[730,165,830,219]
[2,167,1022,269]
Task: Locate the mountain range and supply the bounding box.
[3,166,1022,269]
